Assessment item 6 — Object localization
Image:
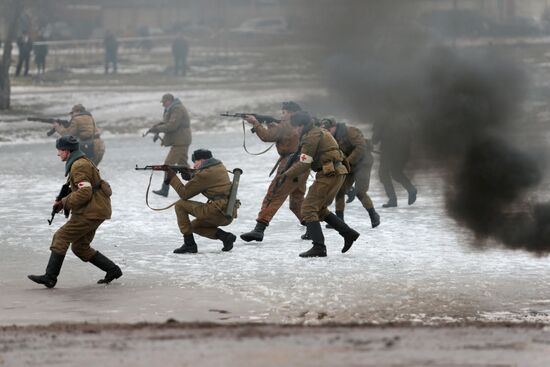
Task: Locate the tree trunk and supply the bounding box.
[0,0,23,110]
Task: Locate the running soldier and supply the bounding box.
[240,101,308,242]
[148,93,192,197]
[281,111,360,257]
[28,136,122,288]
[321,117,380,228]
[372,115,417,207]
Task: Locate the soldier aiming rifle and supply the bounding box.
[27,117,70,136]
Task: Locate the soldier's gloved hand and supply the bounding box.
[52,200,64,213]
[149,126,160,134]
[244,115,259,125]
[180,170,193,181]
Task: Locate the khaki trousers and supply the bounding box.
[301,173,345,222]
[335,161,374,211]
[256,155,308,224]
[50,216,104,261]
[175,200,232,239]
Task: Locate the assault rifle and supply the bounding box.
[27,117,70,136]
[142,127,161,143]
[220,112,280,125]
[48,183,71,225]
[221,112,280,133]
[135,164,196,180]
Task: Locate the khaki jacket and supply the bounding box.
[55,112,100,140]
[284,127,347,179]
[169,159,232,211]
[156,99,192,147]
[252,120,299,156]
[61,153,112,220]
[333,123,371,167]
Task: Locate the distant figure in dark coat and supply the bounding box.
[103,30,118,74]
[172,34,189,76]
[34,34,48,74]
[15,32,33,77]
[372,114,417,208]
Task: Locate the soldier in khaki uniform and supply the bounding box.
[148,93,192,197]
[281,112,360,258]
[28,136,122,288]
[240,101,308,242]
[322,117,380,228]
[167,149,237,254]
[53,104,105,165]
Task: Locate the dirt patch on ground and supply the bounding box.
[2,321,550,367]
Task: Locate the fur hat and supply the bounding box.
[281,101,302,112]
[320,116,337,129]
[191,149,213,162]
[69,104,86,114]
[161,93,174,103]
[56,135,79,151]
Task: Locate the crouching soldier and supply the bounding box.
[168,149,238,254]
[281,112,360,257]
[28,136,122,288]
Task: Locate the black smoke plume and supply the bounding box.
[294,1,550,253]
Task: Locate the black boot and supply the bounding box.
[346,186,356,203]
[408,187,417,205]
[89,251,123,284]
[173,234,198,254]
[28,251,65,288]
[301,226,311,240]
[240,221,268,242]
[324,213,360,253]
[326,210,344,229]
[216,229,236,252]
[153,182,169,197]
[367,208,380,228]
[299,222,327,257]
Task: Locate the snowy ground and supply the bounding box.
[2,41,550,365]
[2,130,550,326]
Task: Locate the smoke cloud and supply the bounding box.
[295,1,550,253]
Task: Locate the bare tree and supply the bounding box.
[0,0,23,110]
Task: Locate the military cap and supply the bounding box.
[320,116,337,129]
[289,111,312,127]
[161,93,175,103]
[56,135,80,151]
[191,148,213,162]
[69,104,86,114]
[281,101,302,112]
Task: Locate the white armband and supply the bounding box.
[299,153,313,164]
[77,181,92,189]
